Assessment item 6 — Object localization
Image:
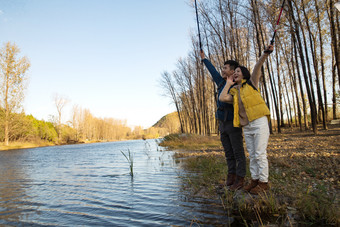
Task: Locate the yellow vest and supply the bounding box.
[230,79,270,127]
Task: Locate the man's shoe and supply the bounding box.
[226,173,236,186]
[229,176,244,191]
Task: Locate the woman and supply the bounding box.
[219,45,274,194]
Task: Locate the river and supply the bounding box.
[0,139,230,226]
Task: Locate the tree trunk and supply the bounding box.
[327,0,339,119]
[314,0,328,127]
[289,0,317,133]
[4,78,9,146]
[301,1,326,129]
[282,61,293,127]
[276,50,284,127]
[332,58,337,119]
[328,0,340,88]
[284,40,299,128]
[293,33,308,130]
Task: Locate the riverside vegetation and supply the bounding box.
[0,110,180,151]
[159,125,340,226]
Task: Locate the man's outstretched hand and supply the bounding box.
[200,50,205,59]
[264,44,274,54]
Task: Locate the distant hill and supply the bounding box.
[152,112,180,134]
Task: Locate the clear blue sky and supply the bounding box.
[0,0,196,128]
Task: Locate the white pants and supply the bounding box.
[243,116,269,182]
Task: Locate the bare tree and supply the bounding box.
[0,42,30,145]
[160,71,184,133]
[71,104,83,141]
[53,94,69,143]
[327,0,339,119]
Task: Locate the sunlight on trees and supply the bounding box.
[161,0,339,135]
[0,42,30,145]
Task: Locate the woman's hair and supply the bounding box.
[237,66,251,80]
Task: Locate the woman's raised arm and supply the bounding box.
[251,45,274,88]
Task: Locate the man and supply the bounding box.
[200,50,246,190]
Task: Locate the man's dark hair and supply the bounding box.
[224,60,239,70]
[238,66,251,80]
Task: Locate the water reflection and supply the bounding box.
[0,140,229,226]
[0,149,37,224]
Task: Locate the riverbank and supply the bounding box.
[0,140,99,151]
[160,125,340,226]
[0,136,160,151]
[0,141,55,151]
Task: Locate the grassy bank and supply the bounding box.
[160,133,222,151]
[160,126,340,226]
[0,139,91,151]
[0,140,55,151]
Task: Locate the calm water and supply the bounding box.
[0,139,230,226]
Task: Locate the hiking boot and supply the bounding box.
[229,176,244,191]
[250,181,269,195]
[217,173,236,189]
[243,179,259,192]
[226,173,236,186]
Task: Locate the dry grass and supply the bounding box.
[163,125,340,226]
[0,140,54,151]
[159,133,222,151]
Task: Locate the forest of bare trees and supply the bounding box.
[161,0,340,135]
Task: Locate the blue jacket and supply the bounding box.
[202,59,234,122]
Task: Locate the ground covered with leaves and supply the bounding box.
[160,125,340,226]
[266,125,339,225]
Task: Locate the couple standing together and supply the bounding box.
[200,44,274,195]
